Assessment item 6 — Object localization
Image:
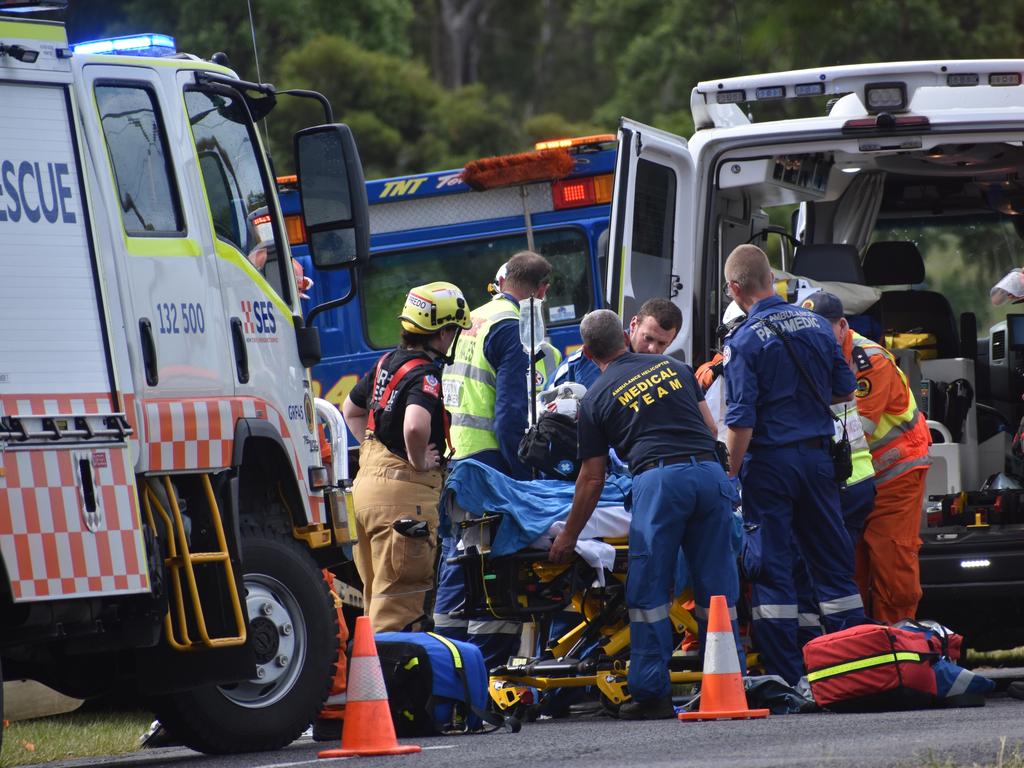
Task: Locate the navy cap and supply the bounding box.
[800,290,844,321]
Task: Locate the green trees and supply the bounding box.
[63,0,1024,177]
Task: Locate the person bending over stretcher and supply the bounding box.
[549,309,741,720]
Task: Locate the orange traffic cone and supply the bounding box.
[679,595,769,722]
[318,616,421,758]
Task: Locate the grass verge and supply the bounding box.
[1,708,153,768]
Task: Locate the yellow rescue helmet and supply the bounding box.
[400,281,472,334]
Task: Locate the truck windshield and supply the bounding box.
[184,88,289,302]
[870,215,1024,334]
[361,227,591,348]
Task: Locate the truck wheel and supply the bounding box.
[151,524,338,754]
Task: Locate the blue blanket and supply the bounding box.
[442,459,632,556]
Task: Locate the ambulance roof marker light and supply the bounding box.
[71,33,177,58]
[691,60,1024,128]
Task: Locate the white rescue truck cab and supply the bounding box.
[609,60,1024,649]
[0,10,369,754]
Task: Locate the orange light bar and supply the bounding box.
[284,214,307,246]
[534,134,616,151]
[251,213,272,227]
[551,173,614,210]
[276,174,298,185]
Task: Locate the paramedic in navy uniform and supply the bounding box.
[549,309,740,720]
[722,244,866,685]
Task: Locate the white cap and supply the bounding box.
[722,300,745,324]
[991,268,1024,306]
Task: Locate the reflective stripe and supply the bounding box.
[704,630,741,674]
[628,604,671,624]
[427,631,464,671]
[819,594,864,615]
[859,414,878,436]
[851,333,921,452]
[446,361,497,387]
[751,604,798,621]
[870,408,922,452]
[347,655,390,701]
[945,668,974,698]
[325,692,348,706]
[694,604,737,621]
[806,651,922,682]
[469,619,520,635]
[433,614,468,629]
[798,612,823,628]
[874,454,931,486]
[450,412,496,431]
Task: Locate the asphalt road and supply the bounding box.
[34,690,1024,768]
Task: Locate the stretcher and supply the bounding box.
[440,461,758,717]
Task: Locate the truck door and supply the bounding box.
[606,118,695,355]
[79,65,233,407]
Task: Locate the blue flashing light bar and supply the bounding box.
[71,33,176,57]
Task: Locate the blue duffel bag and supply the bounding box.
[375,631,520,735]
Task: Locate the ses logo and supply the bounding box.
[241,299,278,343]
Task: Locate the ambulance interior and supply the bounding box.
[710,136,1024,528]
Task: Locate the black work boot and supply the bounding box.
[618,696,676,720]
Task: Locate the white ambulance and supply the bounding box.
[609,61,1024,649]
[0,10,368,754]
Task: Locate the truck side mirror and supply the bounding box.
[294,124,369,269]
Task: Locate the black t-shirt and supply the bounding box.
[350,349,447,461]
[577,351,714,471]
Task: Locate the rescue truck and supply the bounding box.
[0,8,368,754]
[609,60,1024,649]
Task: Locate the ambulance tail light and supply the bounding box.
[551,173,613,210]
[842,115,930,134]
[285,214,307,246]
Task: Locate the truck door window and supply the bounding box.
[628,159,676,311]
[362,228,590,349]
[184,89,288,300]
[95,85,183,236]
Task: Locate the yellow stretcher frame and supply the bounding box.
[482,542,759,712]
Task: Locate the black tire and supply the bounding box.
[1,656,4,755]
[150,525,339,754]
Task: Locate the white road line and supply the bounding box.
[263,745,455,767]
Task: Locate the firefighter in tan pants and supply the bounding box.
[342,282,471,632]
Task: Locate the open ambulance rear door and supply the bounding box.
[0,20,149,602]
[606,118,696,357]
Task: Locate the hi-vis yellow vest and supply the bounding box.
[444,296,519,458]
[831,401,874,487]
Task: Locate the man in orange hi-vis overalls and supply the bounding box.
[802,291,931,624]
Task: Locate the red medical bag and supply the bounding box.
[803,624,937,711]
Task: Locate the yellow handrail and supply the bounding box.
[141,475,247,651]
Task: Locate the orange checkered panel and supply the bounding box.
[0,446,150,602]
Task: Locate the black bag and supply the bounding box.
[517,411,580,480]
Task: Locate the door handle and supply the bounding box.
[139,318,159,386]
[230,317,250,384]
